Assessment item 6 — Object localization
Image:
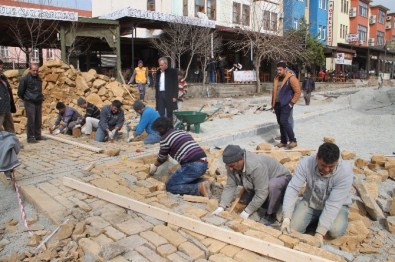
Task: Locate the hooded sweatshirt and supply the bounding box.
[282,155,353,235]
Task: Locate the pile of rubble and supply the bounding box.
[4,60,139,134]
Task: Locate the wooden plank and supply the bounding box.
[255,149,315,153]
[63,177,331,262]
[43,134,103,153]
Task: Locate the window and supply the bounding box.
[31,49,39,63]
[357,24,367,41]
[264,10,270,30]
[379,10,385,24]
[319,0,327,10]
[195,0,204,17]
[340,24,343,38]
[147,0,155,11]
[233,2,241,24]
[318,26,322,39]
[46,49,54,60]
[377,31,384,45]
[341,0,344,13]
[346,1,349,13]
[294,18,299,30]
[183,0,188,16]
[306,0,309,8]
[0,46,9,62]
[271,12,278,31]
[359,2,368,17]
[207,0,216,20]
[322,26,326,40]
[242,4,250,26]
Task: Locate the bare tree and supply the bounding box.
[65,22,93,64]
[230,1,308,92]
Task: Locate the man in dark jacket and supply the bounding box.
[155,57,178,120]
[302,72,315,105]
[94,100,125,142]
[271,61,301,149]
[49,102,81,135]
[0,60,16,133]
[76,97,101,136]
[17,64,44,143]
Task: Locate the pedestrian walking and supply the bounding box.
[302,72,315,105]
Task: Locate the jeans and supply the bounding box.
[0,112,15,133]
[157,91,173,120]
[290,199,349,238]
[82,117,99,135]
[144,133,161,144]
[94,127,119,142]
[303,91,312,105]
[166,161,208,196]
[137,83,146,100]
[24,101,42,139]
[275,102,296,144]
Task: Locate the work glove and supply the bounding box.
[51,125,56,130]
[127,135,134,143]
[108,130,115,140]
[74,124,81,128]
[314,233,324,247]
[281,218,291,234]
[212,207,224,216]
[240,210,250,219]
[52,129,60,135]
[149,164,158,175]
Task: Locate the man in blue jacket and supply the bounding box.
[95,100,124,142]
[130,100,160,144]
[271,61,301,149]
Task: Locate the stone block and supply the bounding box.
[209,253,238,262]
[354,158,368,169]
[94,234,114,246]
[153,225,187,247]
[55,223,74,240]
[104,226,126,241]
[86,216,111,229]
[342,150,356,160]
[183,195,210,203]
[241,219,281,238]
[243,230,284,246]
[123,250,148,262]
[386,216,395,233]
[233,249,265,262]
[135,245,167,262]
[86,93,103,107]
[256,143,273,151]
[219,245,242,258]
[201,238,227,254]
[371,154,386,166]
[323,137,336,143]
[140,231,168,247]
[115,217,153,235]
[377,169,389,181]
[389,168,395,180]
[183,205,208,218]
[385,160,395,170]
[179,242,205,260]
[353,179,385,220]
[294,242,346,262]
[157,244,177,256]
[289,231,320,247]
[100,242,126,260]
[228,223,249,233]
[201,215,227,226]
[78,238,102,261]
[207,198,219,212]
[278,234,300,248]
[116,235,147,251]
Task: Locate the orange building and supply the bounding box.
[386,13,395,43]
[349,0,370,46]
[368,5,389,46]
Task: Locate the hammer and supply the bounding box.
[228,187,246,213]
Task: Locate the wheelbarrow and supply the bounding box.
[173,105,219,134]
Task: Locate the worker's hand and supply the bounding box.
[281,218,291,234]
[212,207,224,216]
[240,210,249,219]
[149,164,158,175]
[314,233,324,247]
[52,129,60,135]
[74,124,81,128]
[108,130,115,140]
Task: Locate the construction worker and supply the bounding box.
[76,97,101,137]
[49,102,81,135]
[130,100,160,144]
[0,59,16,133]
[0,131,21,180]
[281,143,353,247]
[129,60,149,101]
[212,145,291,225]
[94,100,124,142]
[149,117,210,197]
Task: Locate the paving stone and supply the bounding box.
[53,194,75,209]
[123,250,149,262]
[244,230,284,246]
[201,215,227,226]
[108,256,129,262]
[233,249,265,262]
[140,231,168,247]
[115,217,153,235]
[167,252,194,262]
[137,214,165,226]
[183,205,208,218]
[201,238,227,254]
[86,216,111,229]
[209,254,238,262]
[183,195,210,203]
[93,234,114,246]
[179,242,206,260]
[278,234,299,248]
[241,219,281,238]
[135,245,167,262]
[37,182,64,196]
[104,226,126,241]
[353,179,385,220]
[153,225,187,247]
[180,229,207,241]
[55,223,74,240]
[116,235,147,251]
[100,242,127,260]
[69,196,93,212]
[322,245,355,262]
[157,243,177,256]
[294,242,346,262]
[219,245,242,258]
[78,238,102,261]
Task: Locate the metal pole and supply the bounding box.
[211,33,213,58]
[384,42,387,74]
[131,26,135,69]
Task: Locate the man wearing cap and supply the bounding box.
[94,100,125,142]
[130,100,160,144]
[212,145,291,224]
[149,117,210,197]
[76,97,101,137]
[129,60,149,101]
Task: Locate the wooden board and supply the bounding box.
[43,134,103,153]
[63,177,331,262]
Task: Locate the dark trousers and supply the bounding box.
[219,68,225,83]
[0,112,15,133]
[275,102,296,144]
[24,101,42,139]
[303,91,311,105]
[157,91,173,120]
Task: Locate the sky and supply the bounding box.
[18,0,92,11]
[371,0,394,12]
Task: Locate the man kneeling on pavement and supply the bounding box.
[76,97,101,137]
[95,100,125,142]
[49,102,81,135]
[212,145,292,224]
[149,117,211,197]
[281,142,353,246]
[129,100,160,144]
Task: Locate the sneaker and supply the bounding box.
[262,214,276,226]
[27,138,38,143]
[288,141,298,149]
[198,181,212,198]
[4,171,12,180]
[275,143,287,148]
[36,136,47,141]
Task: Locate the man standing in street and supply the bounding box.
[212,145,292,224]
[49,102,81,135]
[271,61,301,149]
[94,100,124,142]
[129,60,149,101]
[130,100,160,144]
[149,117,210,197]
[154,57,178,120]
[281,143,353,246]
[17,63,44,143]
[0,60,16,133]
[76,97,101,137]
[302,72,315,105]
